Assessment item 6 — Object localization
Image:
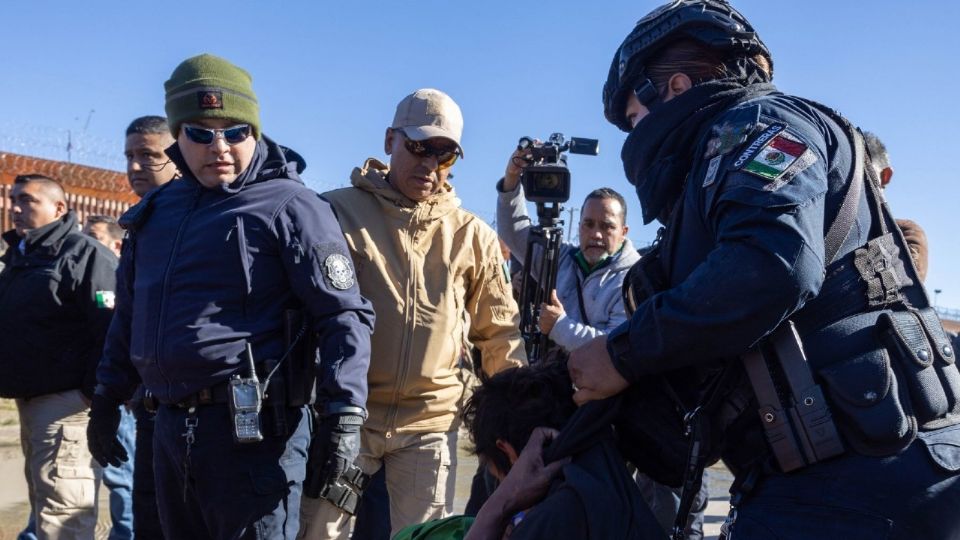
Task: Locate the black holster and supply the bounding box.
[742,321,845,472]
[262,357,289,438]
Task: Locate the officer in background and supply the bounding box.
[83,215,124,257]
[863,131,929,282]
[88,54,375,539]
[83,214,134,540]
[569,1,960,538]
[16,220,128,540]
[0,174,117,540]
[120,114,181,540]
[124,115,179,198]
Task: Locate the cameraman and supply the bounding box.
[496,149,709,538]
[496,147,639,353]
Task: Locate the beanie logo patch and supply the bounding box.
[198,91,224,109]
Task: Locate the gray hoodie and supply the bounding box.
[497,180,640,352]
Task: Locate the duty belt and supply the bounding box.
[152,359,286,410]
[161,381,233,409]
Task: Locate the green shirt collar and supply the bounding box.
[573,244,624,276]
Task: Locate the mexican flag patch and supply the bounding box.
[742,135,808,181]
[95,290,115,309]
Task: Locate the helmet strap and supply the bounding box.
[634,78,663,112]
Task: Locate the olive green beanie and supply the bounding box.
[164,54,261,139]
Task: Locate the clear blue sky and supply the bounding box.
[3,1,959,309]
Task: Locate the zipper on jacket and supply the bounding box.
[0,264,20,304]
[234,215,252,318]
[154,185,203,400]
[385,206,421,436]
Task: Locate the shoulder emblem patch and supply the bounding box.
[704,121,755,160]
[703,155,722,187]
[731,123,786,170]
[324,253,355,290]
[743,135,807,179]
[95,290,115,309]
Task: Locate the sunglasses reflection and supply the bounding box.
[183,124,252,146]
[396,130,461,168]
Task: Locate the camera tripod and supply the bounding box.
[518,201,564,365]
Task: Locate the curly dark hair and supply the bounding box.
[461,361,577,475]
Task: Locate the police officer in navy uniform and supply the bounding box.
[568,1,960,538]
[87,54,375,539]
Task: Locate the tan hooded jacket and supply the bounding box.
[323,159,526,434]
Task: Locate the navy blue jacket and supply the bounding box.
[0,212,118,399]
[608,93,868,381]
[96,137,375,408]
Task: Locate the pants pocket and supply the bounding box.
[918,424,960,473]
[50,424,98,510]
[413,434,454,505]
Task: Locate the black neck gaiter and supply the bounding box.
[621,80,777,224]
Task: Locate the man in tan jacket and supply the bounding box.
[299,89,526,539]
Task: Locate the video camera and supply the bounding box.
[518,133,599,205]
[516,133,598,364]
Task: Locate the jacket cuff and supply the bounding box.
[606,323,639,384]
[496,177,522,195]
[548,313,573,351]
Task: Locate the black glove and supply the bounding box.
[304,406,365,499]
[87,393,129,468]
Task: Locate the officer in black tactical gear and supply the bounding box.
[568,1,960,538]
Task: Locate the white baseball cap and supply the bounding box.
[391,88,464,156]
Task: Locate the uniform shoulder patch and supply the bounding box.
[730,124,819,191]
[744,134,807,178]
[313,242,356,290]
[744,133,817,191]
[702,155,723,187]
[324,253,355,290]
[730,123,786,170]
[95,290,115,309]
[703,121,755,160]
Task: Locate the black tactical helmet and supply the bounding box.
[602,0,772,131]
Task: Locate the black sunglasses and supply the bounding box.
[182,124,252,145]
[395,130,461,169]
